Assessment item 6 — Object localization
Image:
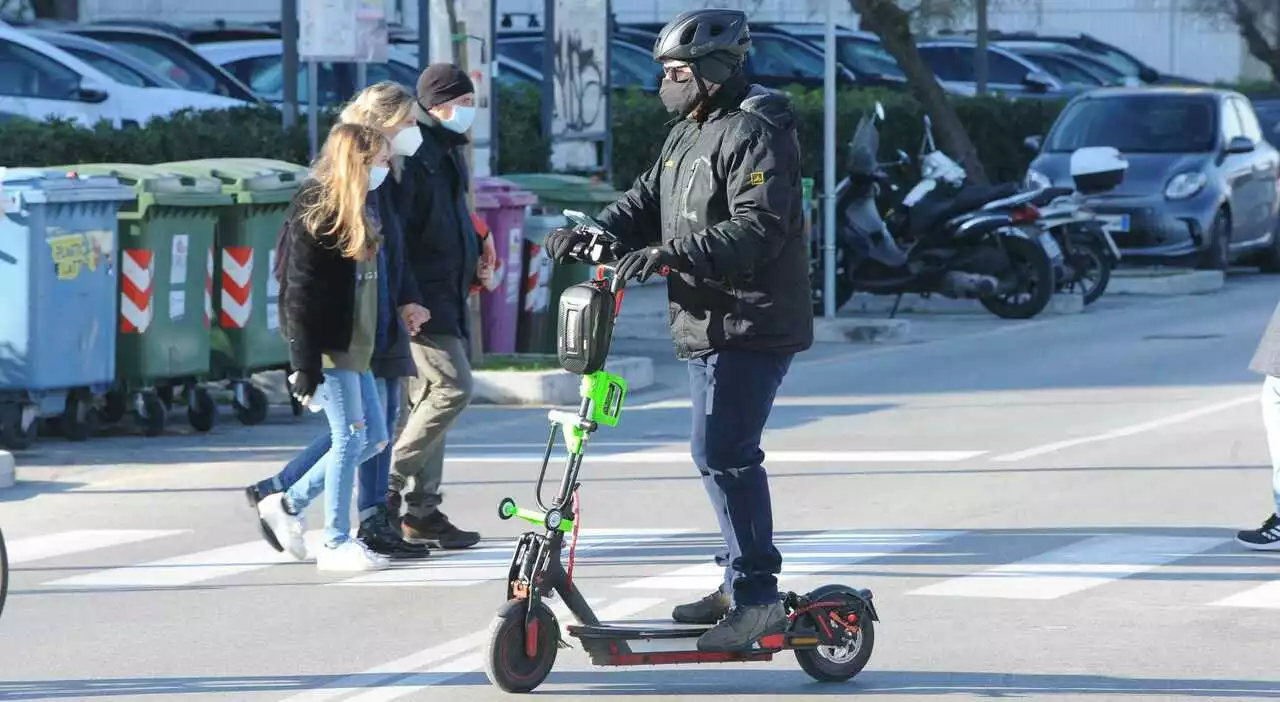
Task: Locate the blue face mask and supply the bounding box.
[437,105,476,134]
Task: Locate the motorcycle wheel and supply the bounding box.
[980,236,1055,320]
[1066,238,1112,305]
[809,241,855,315]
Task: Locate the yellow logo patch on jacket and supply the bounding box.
[749,171,766,185]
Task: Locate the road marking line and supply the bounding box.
[618,530,964,591]
[46,531,324,589]
[1210,581,1280,609]
[909,535,1226,600]
[336,598,666,701]
[6,529,187,564]
[333,529,694,588]
[991,394,1258,462]
[442,450,985,464]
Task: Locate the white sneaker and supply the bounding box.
[316,539,391,572]
[258,493,308,561]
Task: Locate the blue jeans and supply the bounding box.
[284,370,389,547]
[262,378,401,520]
[689,349,792,607]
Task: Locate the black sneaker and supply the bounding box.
[1236,513,1280,551]
[402,511,481,549]
[358,507,430,560]
[695,601,787,652]
[244,485,263,508]
[386,490,403,525]
[672,589,731,625]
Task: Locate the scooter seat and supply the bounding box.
[1029,186,1075,206]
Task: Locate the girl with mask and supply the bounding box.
[248,84,432,562]
[256,122,397,572]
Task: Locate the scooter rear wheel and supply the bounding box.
[793,593,875,683]
[485,598,559,693]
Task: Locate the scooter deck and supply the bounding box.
[566,620,817,667]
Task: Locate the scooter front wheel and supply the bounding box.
[485,598,559,693]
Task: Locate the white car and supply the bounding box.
[0,22,248,127]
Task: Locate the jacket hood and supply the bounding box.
[739,85,796,131]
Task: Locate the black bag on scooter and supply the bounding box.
[557,282,616,375]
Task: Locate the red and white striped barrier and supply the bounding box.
[220,246,253,329]
[120,249,154,334]
[204,247,213,328]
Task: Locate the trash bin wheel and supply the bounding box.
[156,385,176,411]
[138,392,167,438]
[0,405,37,451]
[235,385,269,426]
[62,392,99,442]
[102,391,127,424]
[188,387,217,433]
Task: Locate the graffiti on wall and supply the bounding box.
[552,0,609,170]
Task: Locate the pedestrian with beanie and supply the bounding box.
[385,63,488,550]
[1236,298,1280,550]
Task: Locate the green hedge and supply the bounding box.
[0,84,1062,190]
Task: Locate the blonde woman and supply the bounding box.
[247,84,433,562]
[256,122,397,571]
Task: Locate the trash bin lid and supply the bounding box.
[55,163,234,214]
[159,159,303,205]
[499,173,621,204]
[1,167,136,206]
[475,176,538,208]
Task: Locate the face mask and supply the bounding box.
[391,126,423,156]
[368,166,390,191]
[437,105,477,134]
[660,78,703,117]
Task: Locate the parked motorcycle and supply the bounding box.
[1026,147,1128,305]
[811,105,1058,320]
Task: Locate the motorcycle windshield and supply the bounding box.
[846,115,880,177]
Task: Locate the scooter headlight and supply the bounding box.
[1025,168,1052,190]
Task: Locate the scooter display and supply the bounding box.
[484,210,878,693]
[814,104,1058,320]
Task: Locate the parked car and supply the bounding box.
[495,31,659,92]
[916,40,1082,98]
[617,22,860,90]
[1249,95,1280,145]
[60,25,262,103]
[0,22,247,126]
[89,18,280,45]
[23,29,184,89]
[752,23,907,90]
[996,40,1133,87]
[1025,88,1280,271]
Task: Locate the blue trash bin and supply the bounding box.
[0,168,135,449]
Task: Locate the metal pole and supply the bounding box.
[282,0,298,127]
[975,0,989,96]
[418,0,431,69]
[822,0,836,320]
[307,60,319,160]
[1168,0,1180,76]
[356,62,368,96]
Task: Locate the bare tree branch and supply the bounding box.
[1195,0,1280,80]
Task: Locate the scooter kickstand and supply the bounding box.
[889,292,904,319]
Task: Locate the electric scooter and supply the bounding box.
[483,210,878,693]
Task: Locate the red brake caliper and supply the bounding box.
[565,487,582,592]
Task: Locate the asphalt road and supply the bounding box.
[3,274,1279,701]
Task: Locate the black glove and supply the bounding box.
[615,245,679,283]
[544,227,592,264]
[288,369,323,405]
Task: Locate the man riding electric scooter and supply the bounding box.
[545,8,813,652]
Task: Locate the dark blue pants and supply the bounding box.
[689,348,793,607]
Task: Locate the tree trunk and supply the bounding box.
[851,0,989,184]
[1230,0,1280,81]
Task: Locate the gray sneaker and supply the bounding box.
[696,601,787,652]
[672,589,731,625]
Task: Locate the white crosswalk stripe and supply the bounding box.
[1210,581,1280,609]
[6,529,187,564]
[908,534,1228,600]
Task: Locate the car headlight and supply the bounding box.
[1025,168,1052,190]
[1165,171,1207,200]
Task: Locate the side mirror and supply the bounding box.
[874,101,885,121]
[1024,134,1043,153]
[1138,66,1160,83]
[75,78,109,104]
[1225,135,1256,154]
[1023,71,1055,93]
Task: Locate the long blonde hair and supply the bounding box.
[339,82,416,179]
[301,122,388,260]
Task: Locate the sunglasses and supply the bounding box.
[661,65,694,83]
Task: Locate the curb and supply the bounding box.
[0,450,14,490]
[472,356,655,406]
[814,317,911,344]
[844,292,1084,316]
[1108,269,1224,296]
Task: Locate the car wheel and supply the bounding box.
[1197,210,1230,271]
[1259,223,1280,274]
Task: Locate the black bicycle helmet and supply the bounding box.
[652,9,751,64]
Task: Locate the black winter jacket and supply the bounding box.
[370,184,421,379]
[278,182,421,376]
[597,80,813,360]
[390,121,479,340]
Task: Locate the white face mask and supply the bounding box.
[437,105,476,134]
[368,166,390,191]
[391,126,423,156]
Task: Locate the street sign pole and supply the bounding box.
[822,0,837,320]
[307,61,319,160]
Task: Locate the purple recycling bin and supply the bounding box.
[475,177,538,354]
